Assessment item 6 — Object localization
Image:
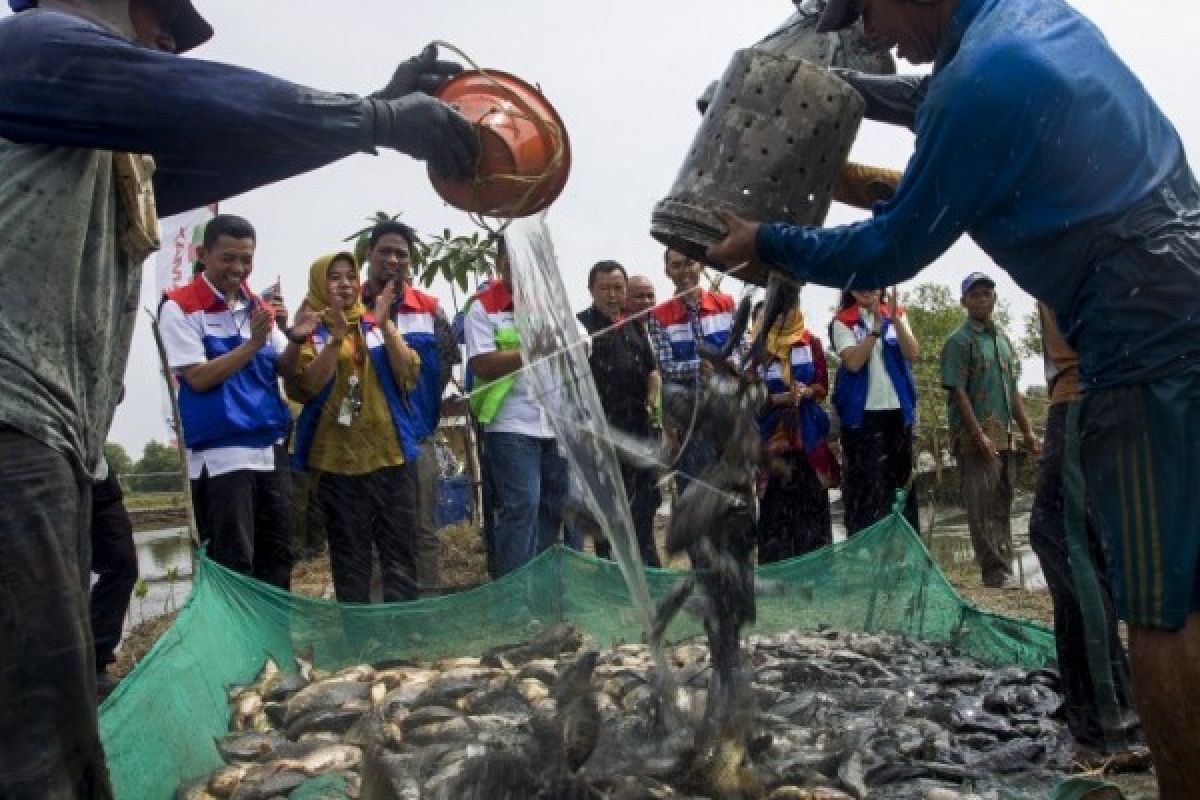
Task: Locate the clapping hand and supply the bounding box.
[374,280,398,327]
[325,304,349,342]
[289,303,322,341]
[249,307,273,347]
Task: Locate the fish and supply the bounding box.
[214,732,288,764]
[283,679,371,726]
[174,778,219,800]
[185,630,1087,800]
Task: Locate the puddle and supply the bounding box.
[124,527,193,629]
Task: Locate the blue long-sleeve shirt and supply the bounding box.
[757,0,1200,389]
[0,9,377,216]
[0,8,383,472]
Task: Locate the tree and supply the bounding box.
[1018,310,1044,358]
[415,228,496,313]
[129,440,182,493]
[103,441,134,478]
[902,283,965,442]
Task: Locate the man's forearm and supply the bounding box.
[951,388,985,441]
[382,325,419,386]
[180,340,263,393]
[839,339,875,373]
[470,351,522,381]
[1012,393,1036,438]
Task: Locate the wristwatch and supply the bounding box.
[285,328,308,345]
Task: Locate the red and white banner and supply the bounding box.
[155,204,216,299]
[154,205,216,443]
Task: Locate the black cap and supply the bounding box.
[816,0,858,33]
[157,0,213,54]
[9,0,212,53]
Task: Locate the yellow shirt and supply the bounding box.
[288,328,420,476]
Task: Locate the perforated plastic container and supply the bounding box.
[651,49,864,285]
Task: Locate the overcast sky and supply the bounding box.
[5,1,1193,455]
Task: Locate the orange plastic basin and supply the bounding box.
[431,69,571,218]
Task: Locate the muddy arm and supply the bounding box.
[833,162,904,210]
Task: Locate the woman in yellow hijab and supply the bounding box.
[753,282,837,563]
[282,252,422,603]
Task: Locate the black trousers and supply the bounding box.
[1029,403,1138,748]
[759,452,833,563]
[840,409,919,536]
[90,472,137,670]
[595,463,662,568]
[319,463,418,603]
[0,428,112,798]
[191,445,293,590]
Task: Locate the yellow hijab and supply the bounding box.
[304,252,366,325]
[753,306,809,386]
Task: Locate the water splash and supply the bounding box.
[503,216,663,652]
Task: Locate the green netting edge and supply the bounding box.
[99,510,1064,799]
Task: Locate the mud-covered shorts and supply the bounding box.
[1080,369,1200,630]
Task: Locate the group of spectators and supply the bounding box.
[160,217,1038,600]
[468,239,1038,584]
[158,214,458,606]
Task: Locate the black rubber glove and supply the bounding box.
[368,94,480,181]
[373,43,464,99]
[829,68,929,131]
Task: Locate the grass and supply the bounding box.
[123,492,186,511]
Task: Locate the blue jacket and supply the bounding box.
[291,320,421,472]
[165,279,290,452]
[391,287,445,441]
[757,0,1200,389]
[830,307,917,429]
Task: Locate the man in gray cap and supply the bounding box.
[940,271,1039,589]
[710,0,1200,793]
[0,2,478,796]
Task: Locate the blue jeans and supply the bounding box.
[483,432,569,576]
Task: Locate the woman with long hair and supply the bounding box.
[283,252,422,602]
[754,283,838,561]
[829,287,920,535]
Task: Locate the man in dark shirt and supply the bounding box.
[577,261,661,567]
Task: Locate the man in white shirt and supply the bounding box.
[464,238,568,577]
[157,214,294,588]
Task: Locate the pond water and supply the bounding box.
[126,527,192,629]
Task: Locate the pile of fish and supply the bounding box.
[176,625,1074,800]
